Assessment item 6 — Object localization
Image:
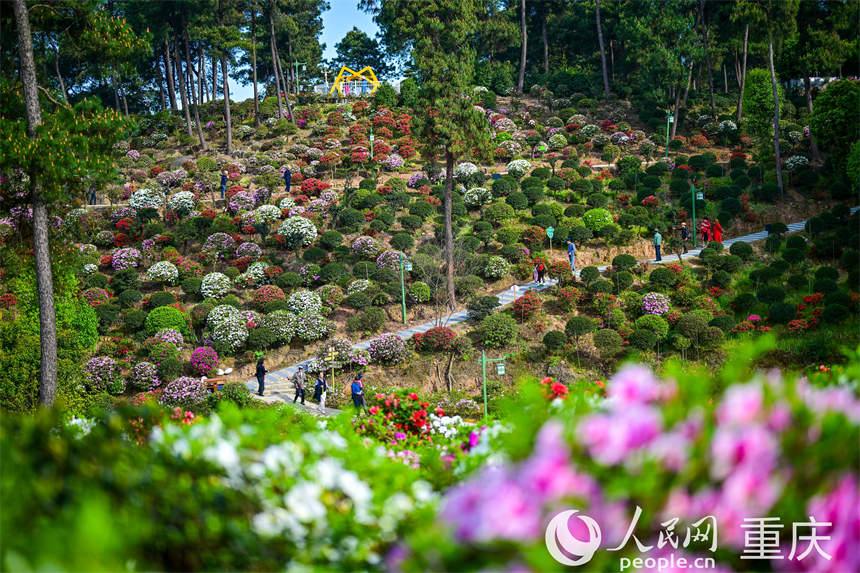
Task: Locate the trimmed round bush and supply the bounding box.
[161,376,208,409]
[813,278,838,294]
[247,326,279,350]
[768,302,797,324]
[757,286,786,305]
[580,266,601,284]
[144,306,187,336]
[261,310,296,343]
[408,282,431,303]
[629,329,657,351]
[821,304,848,324]
[593,329,623,358]
[582,208,612,231]
[368,333,408,364]
[612,254,637,271]
[286,290,323,315]
[390,233,416,252]
[709,315,736,333]
[729,241,753,260]
[147,261,179,285]
[634,314,669,340]
[612,271,635,292]
[482,256,510,280]
[201,272,232,299]
[543,330,567,352]
[565,316,595,338]
[588,279,613,294]
[479,313,518,348]
[676,310,712,343]
[814,266,839,281]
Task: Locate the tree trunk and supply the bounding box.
[596,0,610,102]
[268,13,284,119]
[111,71,121,111]
[723,62,728,93]
[444,150,457,311]
[276,41,296,124]
[120,82,129,116]
[222,54,232,153]
[173,32,193,136]
[183,19,207,150]
[767,35,784,197]
[610,39,615,83]
[287,34,296,94]
[163,38,178,111]
[212,55,218,100]
[198,45,205,106]
[681,62,693,110]
[702,11,716,120]
[802,64,822,164]
[671,79,682,141]
[50,38,68,102]
[156,58,167,110]
[517,0,526,93]
[251,10,260,126]
[736,23,749,124]
[541,10,548,75]
[13,0,58,407]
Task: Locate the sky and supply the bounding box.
[229,1,378,102]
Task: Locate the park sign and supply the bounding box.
[546,226,555,239]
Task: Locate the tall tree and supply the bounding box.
[182,12,206,150]
[334,27,390,78]
[595,0,610,102]
[735,23,748,123]
[517,0,526,93]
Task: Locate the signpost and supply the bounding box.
[546,226,554,254]
[292,62,307,94]
[480,351,510,419]
[325,350,337,395]
[665,111,674,158]
[369,128,375,184]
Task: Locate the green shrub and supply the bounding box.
[217,382,253,408]
[180,278,201,296]
[757,286,786,305]
[612,271,635,292]
[344,292,371,310]
[612,254,637,271]
[346,307,386,334]
[456,275,484,297]
[709,315,736,333]
[812,278,838,294]
[302,246,327,264]
[144,306,188,337]
[320,230,344,250]
[629,329,657,351]
[338,207,367,230]
[484,201,517,225]
[729,241,754,261]
[492,176,518,196]
[787,274,808,290]
[823,291,851,308]
[593,329,623,358]
[768,302,796,324]
[580,266,601,284]
[649,267,676,289]
[543,330,567,352]
[479,313,518,348]
[582,208,612,231]
[523,186,545,206]
[398,215,423,231]
[353,261,375,278]
[676,310,712,344]
[408,282,431,303]
[565,316,595,339]
[391,233,415,252]
[467,296,500,322]
[588,279,613,293]
[531,167,551,180]
[495,226,523,245]
[276,272,301,290]
[634,314,669,340]
[157,357,183,381]
[111,268,141,293]
[86,273,109,289]
[247,326,279,350]
[117,289,143,308]
[814,266,839,281]
[320,263,348,284]
[123,309,146,331]
[711,270,731,289]
[821,304,848,324]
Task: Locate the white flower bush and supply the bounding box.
[294,310,334,342]
[287,290,323,315]
[277,216,317,247]
[278,197,296,210]
[580,124,600,137]
[260,310,296,344]
[548,133,568,149]
[347,279,373,295]
[129,187,164,210]
[168,191,196,217]
[146,261,179,285]
[719,120,738,133]
[454,162,478,180]
[82,263,98,275]
[201,272,232,299]
[254,204,282,225]
[482,255,510,280]
[211,319,248,353]
[786,155,810,171]
[207,304,242,330]
[463,187,493,209]
[506,159,531,178]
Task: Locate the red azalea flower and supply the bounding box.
[369,406,379,415]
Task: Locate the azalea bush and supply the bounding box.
[368,333,408,365]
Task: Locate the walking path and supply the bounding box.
[246,207,857,405]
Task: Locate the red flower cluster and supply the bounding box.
[0,293,17,309]
[522,225,547,247]
[149,166,164,178]
[300,178,330,195]
[540,376,569,400]
[512,291,542,320]
[412,326,457,352]
[356,389,440,443]
[556,287,585,311]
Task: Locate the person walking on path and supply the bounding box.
[313,371,328,411]
[219,168,229,200]
[282,165,291,194]
[712,219,723,243]
[675,221,689,254]
[532,263,539,283]
[292,366,306,405]
[700,217,711,243]
[653,229,663,262]
[351,372,367,413]
[255,356,268,396]
[536,261,547,284]
[566,238,577,271]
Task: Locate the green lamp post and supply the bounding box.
[480,352,510,419]
[664,110,674,158]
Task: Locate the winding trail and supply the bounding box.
[246,208,857,406]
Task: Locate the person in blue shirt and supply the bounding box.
[351,372,367,413]
[566,238,577,271]
[653,229,663,262]
[219,168,228,199]
[282,165,291,193]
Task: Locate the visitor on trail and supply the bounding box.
[700,217,711,243]
[282,165,291,194]
[532,264,539,283]
[351,372,368,413]
[313,371,328,411]
[712,219,723,243]
[292,365,306,405]
[255,356,268,396]
[675,221,689,254]
[653,229,663,262]
[219,168,228,199]
[535,262,547,284]
[567,238,576,271]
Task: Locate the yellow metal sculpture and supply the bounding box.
[329,66,380,97]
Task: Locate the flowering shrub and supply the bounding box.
[253,285,286,310]
[200,272,232,299]
[506,159,531,178]
[277,216,317,247]
[160,376,208,409]
[454,162,478,180]
[512,291,542,320]
[154,328,184,350]
[167,191,196,217]
[260,310,296,344]
[413,326,458,352]
[463,187,492,209]
[212,319,249,353]
[556,287,585,311]
[293,310,333,342]
[642,292,671,315]
[129,187,164,210]
[368,333,408,365]
[190,346,219,376]
[521,226,546,247]
[235,241,263,260]
[351,236,381,259]
[313,337,369,370]
[156,169,187,188]
[228,191,256,215]
[548,133,568,149]
[129,361,160,391]
[359,389,439,441]
[382,153,404,170]
[376,250,406,271]
[81,288,110,307]
[286,290,322,315]
[253,204,281,225]
[111,247,141,271]
[146,261,179,285]
[318,284,345,309]
[786,155,810,171]
[482,255,509,280]
[202,232,236,261]
[206,304,242,330]
[83,356,122,393]
[538,375,569,401]
[300,178,330,195]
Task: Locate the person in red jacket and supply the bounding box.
[712,219,723,243]
[700,218,711,243]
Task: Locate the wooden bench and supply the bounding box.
[205,377,229,392]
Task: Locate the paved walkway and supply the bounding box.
[246,207,857,399]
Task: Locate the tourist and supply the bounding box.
[282,165,291,194]
[255,356,268,397]
[653,228,663,262]
[313,371,328,411]
[351,372,367,413]
[292,365,306,405]
[219,168,228,199]
[566,238,576,271]
[712,219,723,243]
[700,217,711,243]
[675,221,689,254]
